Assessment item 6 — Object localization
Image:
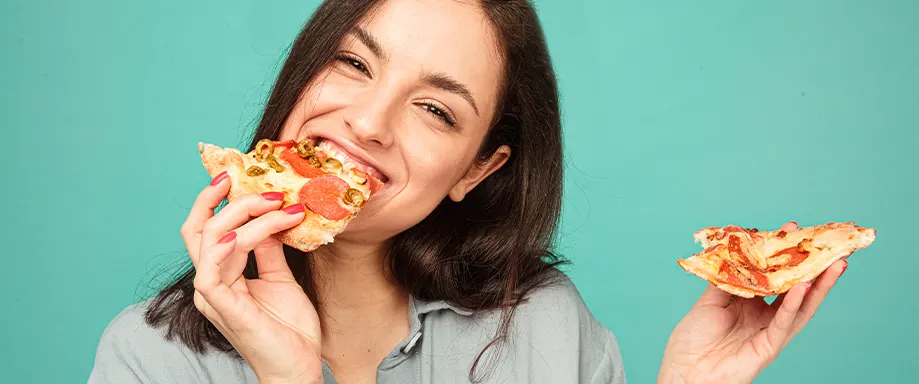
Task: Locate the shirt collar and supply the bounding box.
[411,296,474,318]
[381,296,474,360]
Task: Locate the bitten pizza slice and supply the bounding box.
[198,139,381,252]
[677,222,876,298]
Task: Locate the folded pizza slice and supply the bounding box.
[677,222,876,298]
[198,139,381,252]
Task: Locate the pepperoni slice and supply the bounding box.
[275,140,297,148]
[718,260,743,286]
[280,149,327,178]
[772,246,811,267]
[367,176,384,194]
[748,269,771,289]
[298,175,351,220]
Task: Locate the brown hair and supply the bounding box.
[145,0,566,381]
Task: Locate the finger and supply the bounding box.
[779,221,799,231]
[220,204,305,284]
[193,231,241,316]
[200,192,286,251]
[254,238,295,282]
[764,281,809,350]
[786,259,846,345]
[233,204,306,252]
[181,171,231,265]
[694,284,733,308]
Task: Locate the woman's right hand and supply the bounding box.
[180,171,323,384]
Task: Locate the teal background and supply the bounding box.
[1,0,916,382]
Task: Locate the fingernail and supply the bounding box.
[210,171,228,186]
[261,191,285,201]
[281,203,305,214]
[790,220,798,226]
[841,260,848,276]
[218,231,237,244]
[804,282,812,295]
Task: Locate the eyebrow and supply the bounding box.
[349,26,386,61]
[349,26,480,116]
[421,72,480,116]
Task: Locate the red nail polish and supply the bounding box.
[218,231,237,244]
[804,283,812,295]
[261,191,285,201]
[841,260,848,275]
[210,171,228,186]
[281,203,305,214]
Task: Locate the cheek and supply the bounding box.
[402,137,473,192]
[279,76,357,139]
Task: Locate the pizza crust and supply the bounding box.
[197,142,369,252]
[678,222,876,298]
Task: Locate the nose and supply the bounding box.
[343,89,395,149]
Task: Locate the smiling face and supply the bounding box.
[278,0,510,243]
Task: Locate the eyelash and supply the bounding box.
[334,53,458,128]
[418,102,457,127]
[336,53,370,76]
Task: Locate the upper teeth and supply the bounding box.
[318,140,380,178]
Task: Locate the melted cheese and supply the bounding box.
[230,146,372,212]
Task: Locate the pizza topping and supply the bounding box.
[275,140,296,148]
[351,168,383,194]
[255,139,275,161]
[298,175,352,220]
[727,235,759,270]
[776,230,787,239]
[323,158,343,172]
[351,171,367,185]
[748,269,771,289]
[296,140,316,158]
[266,154,286,173]
[771,244,811,267]
[246,165,268,176]
[717,259,769,290]
[719,225,759,240]
[718,260,744,287]
[343,188,365,207]
[280,149,328,178]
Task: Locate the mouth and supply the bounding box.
[312,137,389,184]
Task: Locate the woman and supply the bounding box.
[88,0,846,383]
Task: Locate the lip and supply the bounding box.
[310,135,389,183]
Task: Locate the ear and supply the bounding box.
[449,145,511,202]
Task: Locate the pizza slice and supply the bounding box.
[677,222,876,298]
[197,139,382,252]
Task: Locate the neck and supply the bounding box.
[311,239,409,336]
[311,240,411,374]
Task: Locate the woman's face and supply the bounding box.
[279,0,508,243]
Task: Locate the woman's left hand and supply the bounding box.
[657,221,848,384]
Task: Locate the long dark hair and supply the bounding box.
[145,0,566,381]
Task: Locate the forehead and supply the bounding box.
[351,0,504,114]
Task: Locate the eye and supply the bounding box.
[335,53,370,77]
[419,102,457,127]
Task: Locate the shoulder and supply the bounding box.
[509,270,627,383]
[427,270,627,383]
[514,269,603,328]
[87,300,255,384]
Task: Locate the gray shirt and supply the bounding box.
[87,273,627,383]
